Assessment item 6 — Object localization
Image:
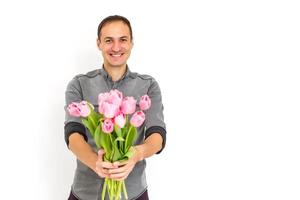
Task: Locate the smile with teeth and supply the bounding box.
[110,53,124,57]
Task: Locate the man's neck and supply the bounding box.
[103,64,127,82]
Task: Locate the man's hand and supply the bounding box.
[106,147,142,181]
[95,133,162,180]
[95,149,118,178]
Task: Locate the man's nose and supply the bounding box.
[112,41,121,51]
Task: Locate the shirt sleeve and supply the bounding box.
[64,77,88,146]
[144,78,167,154]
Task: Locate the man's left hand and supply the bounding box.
[108,147,143,181]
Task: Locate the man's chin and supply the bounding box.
[107,63,126,68]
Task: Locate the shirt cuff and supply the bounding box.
[145,126,166,154]
[64,122,88,147]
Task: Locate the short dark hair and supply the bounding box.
[97,15,133,41]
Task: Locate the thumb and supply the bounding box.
[98,149,105,158]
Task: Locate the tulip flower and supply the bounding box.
[114,113,126,128]
[101,102,119,118]
[79,101,91,117]
[121,97,136,114]
[139,95,151,110]
[102,118,114,133]
[98,92,109,113]
[108,89,123,107]
[67,102,81,117]
[130,111,145,127]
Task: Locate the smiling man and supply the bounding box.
[64,15,167,200]
[97,20,132,71]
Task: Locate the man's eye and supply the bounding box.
[121,38,128,42]
[105,39,112,43]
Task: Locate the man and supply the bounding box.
[64,15,166,200]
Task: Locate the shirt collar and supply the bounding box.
[99,65,136,81]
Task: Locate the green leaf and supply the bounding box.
[124,125,137,152]
[90,110,100,126]
[94,125,101,148]
[123,150,134,159]
[86,102,100,127]
[114,125,122,137]
[100,132,112,157]
[82,118,95,137]
[121,127,127,138]
[112,145,122,162]
[114,137,125,143]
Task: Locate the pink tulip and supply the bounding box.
[102,118,114,133]
[114,113,126,128]
[98,90,123,118]
[121,97,136,114]
[108,89,123,107]
[67,102,81,117]
[79,101,91,117]
[98,92,110,114]
[130,111,145,127]
[67,101,91,118]
[139,95,151,110]
[101,102,119,118]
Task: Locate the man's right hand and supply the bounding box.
[95,149,118,178]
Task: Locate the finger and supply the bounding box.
[112,161,120,167]
[109,171,128,180]
[96,170,109,178]
[96,161,114,172]
[113,160,128,167]
[96,160,105,168]
[110,163,135,175]
[95,164,111,177]
[98,149,105,157]
[101,161,118,169]
[108,166,127,174]
[102,169,110,176]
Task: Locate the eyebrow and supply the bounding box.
[104,36,129,40]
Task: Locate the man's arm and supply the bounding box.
[134,133,163,161]
[68,133,98,173]
[69,133,118,178]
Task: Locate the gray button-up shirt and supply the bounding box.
[64,67,166,200]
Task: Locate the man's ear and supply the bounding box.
[96,38,101,50]
[130,39,134,49]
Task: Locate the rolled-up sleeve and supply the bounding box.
[144,78,167,154]
[64,77,87,146]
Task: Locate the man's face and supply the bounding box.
[97,21,133,69]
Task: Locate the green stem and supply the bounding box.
[126,115,130,136]
[120,141,123,155]
[109,134,114,161]
[87,103,97,128]
[118,181,124,198]
[88,114,97,129]
[102,178,107,200]
[123,181,128,200]
[117,181,120,200]
[124,125,133,152]
[108,179,112,200]
[127,126,132,135]
[112,180,115,198]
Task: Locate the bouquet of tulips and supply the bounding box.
[67,89,151,200]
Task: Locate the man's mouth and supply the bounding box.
[110,53,124,57]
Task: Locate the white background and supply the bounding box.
[0,0,299,199]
